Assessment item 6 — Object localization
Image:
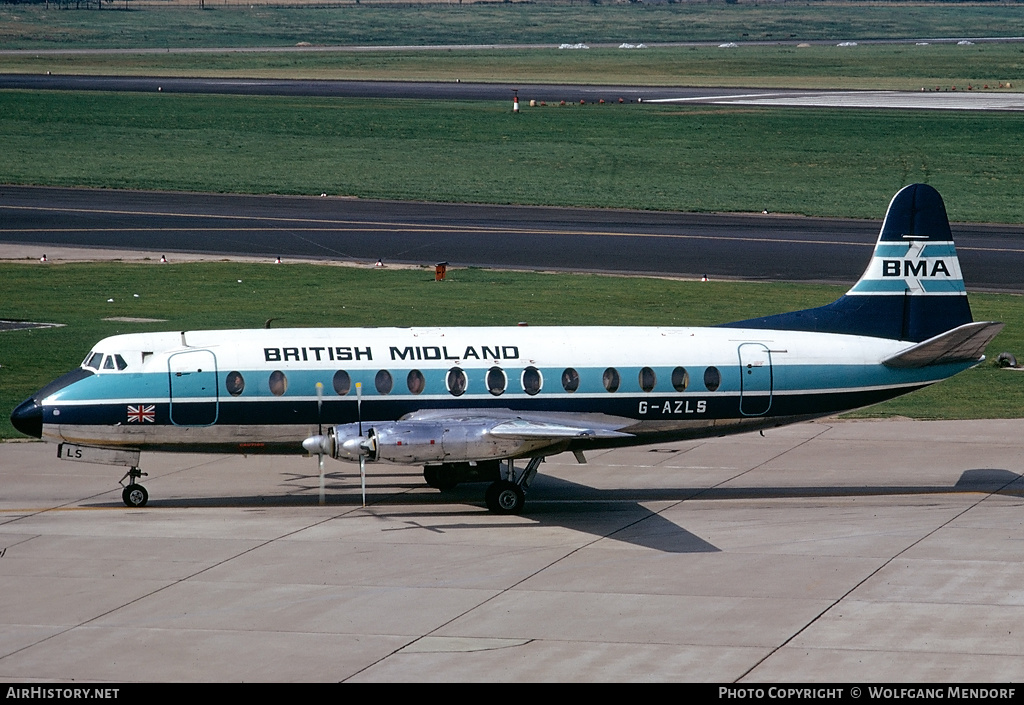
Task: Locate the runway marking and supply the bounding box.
[4,226,1023,254]
[647,90,1024,112]
[0,506,129,513]
[646,92,792,103]
[3,205,1021,253]
[0,224,877,248]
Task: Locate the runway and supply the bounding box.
[3,74,1024,112]
[2,186,1022,291]
[2,419,1023,682]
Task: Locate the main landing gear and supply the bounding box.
[119,466,149,508]
[422,458,543,515]
[484,457,542,515]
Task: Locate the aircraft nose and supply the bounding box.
[11,398,43,439]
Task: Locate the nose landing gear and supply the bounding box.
[119,466,149,508]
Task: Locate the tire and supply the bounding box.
[122,484,148,508]
[485,480,525,515]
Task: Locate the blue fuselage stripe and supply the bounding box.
[49,362,967,404]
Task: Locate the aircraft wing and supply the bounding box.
[882,321,1005,369]
[487,418,633,440]
[400,408,634,441]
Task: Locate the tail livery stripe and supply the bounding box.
[848,238,965,296]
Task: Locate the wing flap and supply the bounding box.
[882,321,1004,369]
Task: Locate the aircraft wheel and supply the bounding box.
[485,480,525,515]
[424,466,458,491]
[122,484,149,508]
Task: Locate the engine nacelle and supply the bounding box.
[324,420,548,464]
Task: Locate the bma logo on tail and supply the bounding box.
[883,259,951,277]
[851,240,965,296]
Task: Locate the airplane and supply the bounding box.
[10,184,1004,514]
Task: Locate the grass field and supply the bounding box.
[2,90,1023,222]
[2,261,1021,439]
[2,2,1022,431]
[3,4,1024,49]
[3,43,1022,92]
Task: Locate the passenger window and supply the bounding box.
[407,369,425,395]
[603,367,620,393]
[487,367,506,396]
[226,371,245,396]
[522,366,542,396]
[672,367,689,393]
[561,368,580,393]
[639,367,656,393]
[703,366,721,392]
[447,367,467,396]
[269,370,288,396]
[375,369,393,395]
[333,370,351,396]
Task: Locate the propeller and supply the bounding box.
[300,381,371,508]
[316,382,325,506]
[356,382,366,507]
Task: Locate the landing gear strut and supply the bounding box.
[119,466,149,508]
[485,457,543,515]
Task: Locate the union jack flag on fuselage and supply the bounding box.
[127,405,155,423]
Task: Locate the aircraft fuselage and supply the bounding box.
[26,325,972,455]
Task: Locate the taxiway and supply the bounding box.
[3,186,1023,291]
[1,419,1022,681]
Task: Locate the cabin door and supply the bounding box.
[738,343,773,416]
[168,349,219,426]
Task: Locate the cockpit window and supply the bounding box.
[99,354,129,371]
[86,352,128,371]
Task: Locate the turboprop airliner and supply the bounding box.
[11,184,1003,513]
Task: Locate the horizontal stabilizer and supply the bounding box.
[489,418,632,440]
[882,321,1004,369]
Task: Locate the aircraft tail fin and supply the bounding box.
[724,184,975,342]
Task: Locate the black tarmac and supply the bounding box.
[2,185,1022,291]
